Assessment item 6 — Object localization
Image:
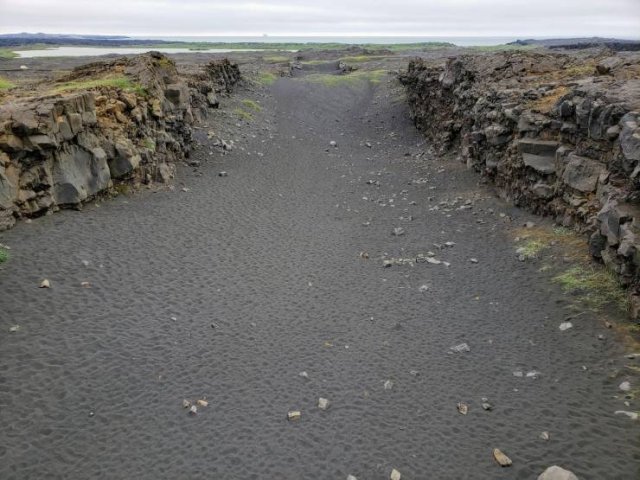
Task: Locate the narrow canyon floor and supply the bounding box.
[1,66,639,479]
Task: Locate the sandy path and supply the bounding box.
[0,73,638,479]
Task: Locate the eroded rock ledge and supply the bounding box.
[0,52,241,230]
[400,51,640,314]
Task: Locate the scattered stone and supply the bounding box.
[457,402,468,415]
[482,401,493,411]
[450,343,470,353]
[318,398,330,410]
[392,227,405,236]
[81,260,90,267]
[418,284,429,292]
[329,140,337,147]
[524,221,536,228]
[619,381,631,392]
[80,281,91,288]
[181,187,190,192]
[359,251,369,259]
[8,325,19,333]
[493,448,512,467]
[559,321,573,331]
[218,171,228,177]
[390,468,401,480]
[287,410,301,421]
[365,142,372,148]
[614,410,638,420]
[39,279,50,288]
[540,431,550,441]
[182,399,191,408]
[383,380,394,390]
[189,405,198,415]
[196,399,208,407]
[299,371,309,379]
[537,466,579,480]
[409,369,420,376]
[469,258,479,264]
[347,476,358,480]
[526,370,541,379]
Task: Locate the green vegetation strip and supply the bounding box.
[134,41,454,52]
[53,76,146,95]
[0,247,8,264]
[301,70,388,87]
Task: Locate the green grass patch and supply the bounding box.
[553,265,628,312]
[0,77,15,90]
[233,108,253,121]
[142,138,156,152]
[257,72,277,85]
[264,56,290,63]
[0,48,18,59]
[54,75,146,95]
[301,69,388,87]
[0,247,9,264]
[340,55,389,63]
[241,99,262,112]
[300,59,332,66]
[517,239,547,259]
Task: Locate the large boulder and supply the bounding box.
[562,154,605,192]
[620,112,640,163]
[52,145,111,205]
[108,139,141,178]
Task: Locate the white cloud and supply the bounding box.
[0,0,638,38]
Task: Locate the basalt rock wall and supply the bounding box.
[0,52,240,230]
[400,51,640,314]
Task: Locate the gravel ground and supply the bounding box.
[0,62,638,479]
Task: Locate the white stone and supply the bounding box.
[318,398,330,410]
[559,322,573,331]
[537,466,579,480]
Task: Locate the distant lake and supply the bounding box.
[15,46,272,58]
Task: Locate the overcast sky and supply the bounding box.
[1,0,639,38]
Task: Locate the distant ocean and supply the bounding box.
[132,36,523,46]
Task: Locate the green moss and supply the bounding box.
[54,75,145,94]
[553,265,628,312]
[241,99,262,111]
[0,77,15,90]
[233,108,253,121]
[0,247,8,264]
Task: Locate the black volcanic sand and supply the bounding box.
[1,68,639,479]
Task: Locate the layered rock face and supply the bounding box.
[0,52,240,230]
[401,51,640,312]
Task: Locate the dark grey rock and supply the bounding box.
[562,154,605,192]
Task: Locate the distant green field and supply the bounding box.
[0,48,18,59]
